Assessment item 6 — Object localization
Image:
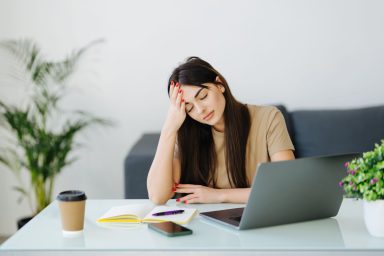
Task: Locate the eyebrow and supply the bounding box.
[194,87,205,98]
[185,87,206,104]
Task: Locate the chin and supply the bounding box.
[208,117,221,126]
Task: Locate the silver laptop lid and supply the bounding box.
[238,153,357,230]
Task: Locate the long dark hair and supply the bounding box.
[168,57,251,188]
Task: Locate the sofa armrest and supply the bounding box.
[124,133,160,198]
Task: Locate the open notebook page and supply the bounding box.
[143,205,197,224]
[98,204,153,220]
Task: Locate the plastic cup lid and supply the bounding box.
[57,190,87,201]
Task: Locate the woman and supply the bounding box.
[147,57,295,205]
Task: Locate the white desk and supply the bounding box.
[1,199,383,255]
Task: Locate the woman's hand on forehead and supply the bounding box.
[163,81,186,134]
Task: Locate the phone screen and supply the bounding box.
[148,222,192,237]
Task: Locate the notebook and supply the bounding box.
[200,153,358,230]
[97,204,197,225]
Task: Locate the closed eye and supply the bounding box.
[185,88,208,113]
[199,90,208,100]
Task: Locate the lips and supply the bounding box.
[203,111,214,121]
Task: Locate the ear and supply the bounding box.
[215,76,225,93]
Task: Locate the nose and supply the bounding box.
[195,103,205,114]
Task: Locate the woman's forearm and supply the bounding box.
[147,129,177,205]
[220,188,251,204]
[175,184,251,204]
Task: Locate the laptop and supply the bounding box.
[200,153,358,230]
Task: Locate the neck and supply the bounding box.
[213,117,225,132]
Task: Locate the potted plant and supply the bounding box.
[340,140,384,237]
[0,39,109,228]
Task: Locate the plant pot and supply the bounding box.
[363,200,384,237]
[17,216,34,230]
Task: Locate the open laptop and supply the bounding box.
[200,153,358,230]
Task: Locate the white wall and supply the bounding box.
[0,0,383,236]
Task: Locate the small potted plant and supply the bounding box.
[340,140,384,237]
[0,39,109,228]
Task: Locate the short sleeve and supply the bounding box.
[267,109,295,156]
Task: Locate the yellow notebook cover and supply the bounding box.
[97,204,197,225]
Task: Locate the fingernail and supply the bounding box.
[172,188,176,192]
[178,89,182,93]
[176,83,179,87]
[184,200,188,204]
[181,99,185,102]
[171,81,174,86]
[176,198,180,202]
[175,183,179,186]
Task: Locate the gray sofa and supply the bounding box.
[124,105,384,199]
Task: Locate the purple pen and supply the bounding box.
[152,209,185,216]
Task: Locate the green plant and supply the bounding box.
[340,140,384,201]
[0,39,109,215]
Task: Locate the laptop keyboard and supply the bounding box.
[229,215,242,222]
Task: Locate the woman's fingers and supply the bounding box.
[171,82,179,101]
[169,81,184,108]
[163,81,187,134]
[182,197,199,204]
[174,185,220,204]
[175,88,183,107]
[169,80,174,96]
[180,97,185,110]
[176,193,199,204]
[169,81,183,107]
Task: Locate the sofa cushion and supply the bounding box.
[291,105,384,158]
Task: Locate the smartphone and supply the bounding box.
[148,221,193,237]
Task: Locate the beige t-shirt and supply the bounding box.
[175,105,294,188]
[212,105,294,188]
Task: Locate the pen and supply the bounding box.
[152,209,185,216]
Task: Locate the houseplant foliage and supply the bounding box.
[0,39,108,215]
[340,139,384,237]
[340,140,384,201]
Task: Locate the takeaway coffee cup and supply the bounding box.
[57,190,87,235]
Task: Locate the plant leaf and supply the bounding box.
[0,38,42,74]
[12,186,28,196]
[1,38,110,213]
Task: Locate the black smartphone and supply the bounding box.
[148,222,193,237]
